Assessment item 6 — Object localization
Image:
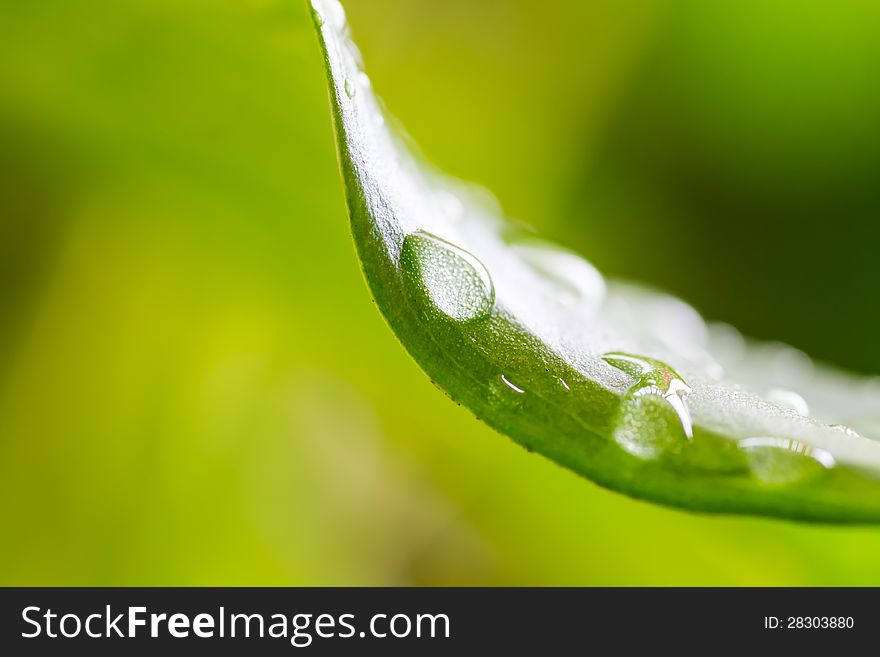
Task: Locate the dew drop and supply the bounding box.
[610,395,688,459]
[400,231,495,322]
[500,374,525,394]
[489,374,527,411]
[310,6,324,27]
[602,353,693,458]
[603,353,693,437]
[343,78,356,99]
[829,423,862,438]
[766,388,809,416]
[738,437,834,485]
[705,360,725,381]
[317,0,347,29]
[511,239,605,309]
[433,189,465,223]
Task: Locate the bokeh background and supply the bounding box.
[3,0,880,585]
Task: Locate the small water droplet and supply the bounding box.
[559,378,571,391]
[343,78,356,99]
[766,388,809,416]
[829,423,862,438]
[433,189,465,222]
[511,239,605,309]
[602,353,693,458]
[705,360,725,381]
[500,374,525,394]
[738,437,834,485]
[310,6,324,26]
[317,0,347,29]
[400,231,495,322]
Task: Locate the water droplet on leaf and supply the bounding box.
[511,239,605,309]
[602,353,694,458]
[766,388,809,416]
[400,231,495,322]
[829,423,862,438]
[343,78,356,99]
[738,437,834,485]
[314,0,346,30]
[500,374,525,394]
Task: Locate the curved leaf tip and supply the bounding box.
[310,0,880,522]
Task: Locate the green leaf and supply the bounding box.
[310,0,880,522]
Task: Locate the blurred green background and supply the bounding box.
[3,0,880,585]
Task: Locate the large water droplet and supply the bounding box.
[766,388,809,416]
[738,437,834,485]
[511,239,605,309]
[400,231,495,322]
[343,78,356,99]
[603,353,693,436]
[602,353,693,458]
